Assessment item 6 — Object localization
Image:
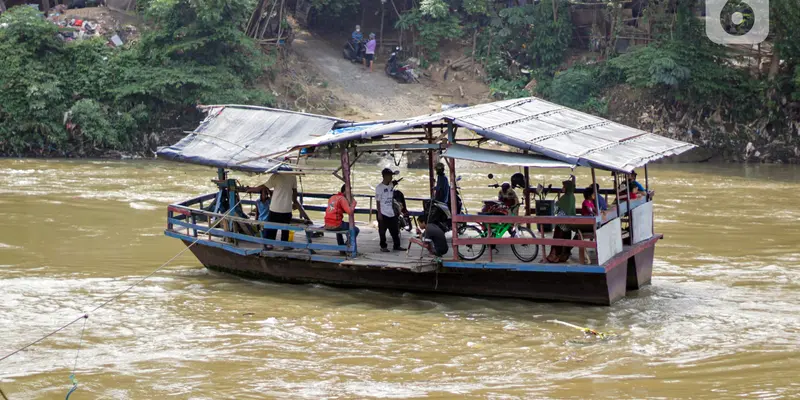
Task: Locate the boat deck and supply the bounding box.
[206,223,595,272]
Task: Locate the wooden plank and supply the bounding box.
[453,237,597,248]
[442,261,606,274]
[453,214,596,225]
[340,258,438,273]
[603,234,662,271]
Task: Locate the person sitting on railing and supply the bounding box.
[615,181,639,204]
[324,184,360,255]
[629,171,645,193]
[243,185,271,237]
[547,177,576,263]
[416,214,448,257]
[498,182,520,215]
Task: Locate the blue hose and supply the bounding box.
[65,384,77,400]
[65,374,78,400]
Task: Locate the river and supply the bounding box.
[1,159,799,399]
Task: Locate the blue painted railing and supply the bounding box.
[167,194,354,257]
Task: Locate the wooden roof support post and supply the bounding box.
[613,172,621,214]
[592,168,600,225]
[427,124,435,200]
[448,156,459,261]
[341,146,357,257]
[447,121,459,261]
[523,151,531,219]
[624,173,632,230]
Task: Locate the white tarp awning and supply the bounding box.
[442,144,574,168]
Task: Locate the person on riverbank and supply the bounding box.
[364,33,376,72]
[264,173,303,250]
[325,184,359,254]
[351,25,363,42]
[416,213,448,257]
[375,168,405,252]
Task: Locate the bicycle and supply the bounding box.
[457,199,539,263]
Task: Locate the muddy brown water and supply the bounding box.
[1,159,799,399]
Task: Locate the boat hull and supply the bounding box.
[182,239,653,305]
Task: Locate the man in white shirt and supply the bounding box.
[264,172,302,250]
[375,168,405,252]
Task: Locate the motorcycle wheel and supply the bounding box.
[511,226,539,262]
[457,224,486,261]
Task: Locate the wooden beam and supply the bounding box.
[453,214,596,225]
[454,237,597,249]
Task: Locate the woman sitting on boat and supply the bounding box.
[243,185,271,237]
[547,177,576,263]
[498,182,520,215]
[324,184,359,255]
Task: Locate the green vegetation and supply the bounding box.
[0,0,275,157]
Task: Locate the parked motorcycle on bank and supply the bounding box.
[343,38,366,63]
[385,46,419,84]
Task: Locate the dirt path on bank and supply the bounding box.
[291,30,443,120]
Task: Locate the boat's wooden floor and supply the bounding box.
[212,222,594,270]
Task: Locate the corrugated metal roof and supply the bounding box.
[157,106,340,173]
[442,144,574,168]
[310,97,696,172]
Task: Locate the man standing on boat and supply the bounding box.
[376,168,405,252]
[432,162,450,205]
[264,172,306,250]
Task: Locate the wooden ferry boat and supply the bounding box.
[158,98,695,305]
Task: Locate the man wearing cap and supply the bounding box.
[375,168,405,252]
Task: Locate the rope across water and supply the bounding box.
[0,200,243,398]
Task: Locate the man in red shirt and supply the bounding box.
[324,185,360,252]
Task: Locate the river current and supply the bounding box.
[1,159,799,399]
